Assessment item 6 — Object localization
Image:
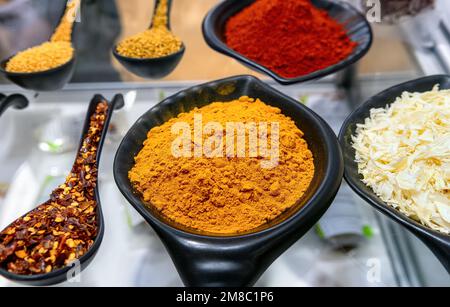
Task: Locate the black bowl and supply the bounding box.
[202,0,373,85]
[0,94,124,286]
[339,75,450,273]
[112,45,185,79]
[0,55,76,92]
[114,75,343,286]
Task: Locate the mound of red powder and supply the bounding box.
[225,0,357,79]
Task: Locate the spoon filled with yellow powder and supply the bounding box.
[0,0,80,91]
[113,0,185,79]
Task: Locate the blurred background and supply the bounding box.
[0,0,449,287]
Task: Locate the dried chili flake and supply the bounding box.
[0,101,108,275]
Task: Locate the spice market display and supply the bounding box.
[0,101,108,275]
[0,0,449,289]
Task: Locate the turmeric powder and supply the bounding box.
[129,96,315,234]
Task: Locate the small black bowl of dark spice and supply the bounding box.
[0,94,124,286]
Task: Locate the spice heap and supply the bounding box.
[5,1,79,73]
[129,96,315,234]
[225,0,357,79]
[0,101,108,275]
[353,86,450,234]
[116,0,182,59]
[5,42,73,73]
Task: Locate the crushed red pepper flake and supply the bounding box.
[0,101,108,275]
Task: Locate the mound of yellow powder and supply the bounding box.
[116,0,181,59]
[5,0,78,73]
[129,96,315,234]
[116,27,182,59]
[6,42,73,73]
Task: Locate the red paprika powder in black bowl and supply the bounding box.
[202,0,373,85]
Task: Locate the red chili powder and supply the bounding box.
[225,0,358,79]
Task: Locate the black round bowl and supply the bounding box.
[339,75,450,273]
[0,55,76,92]
[202,0,373,85]
[114,75,343,286]
[0,94,124,286]
[112,44,185,79]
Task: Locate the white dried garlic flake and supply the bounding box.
[353,85,450,235]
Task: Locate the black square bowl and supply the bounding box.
[114,75,343,286]
[202,0,373,85]
[339,75,450,273]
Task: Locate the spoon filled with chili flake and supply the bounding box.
[0,94,124,286]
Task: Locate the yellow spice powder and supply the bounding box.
[116,27,182,59]
[116,0,182,59]
[5,42,73,73]
[152,0,169,28]
[129,96,315,234]
[51,0,80,42]
[5,1,78,73]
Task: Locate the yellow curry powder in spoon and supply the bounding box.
[129,97,315,234]
[116,0,182,59]
[5,0,80,73]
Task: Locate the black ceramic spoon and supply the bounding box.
[339,75,450,273]
[0,94,29,118]
[0,2,79,92]
[114,75,343,286]
[0,94,124,286]
[113,0,185,79]
[202,0,373,85]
